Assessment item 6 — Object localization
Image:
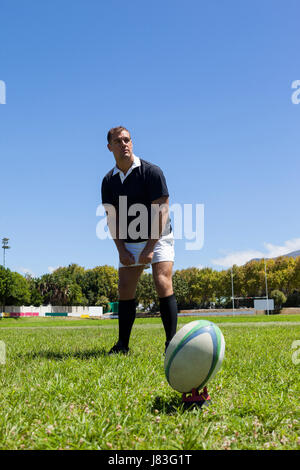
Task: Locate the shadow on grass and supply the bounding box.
[151,394,182,415]
[17,347,109,361]
[151,394,209,415]
[151,394,200,414]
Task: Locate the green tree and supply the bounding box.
[27,276,44,306]
[0,267,31,306]
[192,268,218,307]
[0,266,10,308]
[96,295,111,311]
[270,289,287,310]
[136,273,158,311]
[176,268,201,306]
[214,269,231,306]
[36,271,85,306]
[267,257,295,296]
[172,271,189,309]
[242,260,266,297]
[53,264,86,285]
[81,266,118,305]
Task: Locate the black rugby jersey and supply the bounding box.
[101,158,171,243]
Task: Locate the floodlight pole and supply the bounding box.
[264,259,269,315]
[231,267,235,314]
[1,238,10,315]
[2,238,10,268]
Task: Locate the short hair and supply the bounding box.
[107,126,130,144]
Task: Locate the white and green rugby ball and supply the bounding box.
[164,320,225,393]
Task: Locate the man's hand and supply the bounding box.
[119,247,136,266]
[138,247,154,265]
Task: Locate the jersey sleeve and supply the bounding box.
[146,165,169,202]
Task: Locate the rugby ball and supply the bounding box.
[164,320,225,393]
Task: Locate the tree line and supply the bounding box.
[0,256,300,311]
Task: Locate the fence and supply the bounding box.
[0,305,103,318]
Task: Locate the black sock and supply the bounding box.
[159,294,178,347]
[117,299,136,348]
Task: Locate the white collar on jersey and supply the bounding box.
[112,154,141,183]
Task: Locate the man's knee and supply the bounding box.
[152,264,173,297]
[118,266,144,300]
[118,277,135,299]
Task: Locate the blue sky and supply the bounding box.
[0,0,299,277]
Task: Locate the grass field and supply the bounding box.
[0,315,299,450]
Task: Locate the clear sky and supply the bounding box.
[0,0,299,277]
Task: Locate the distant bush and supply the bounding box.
[270,290,287,309]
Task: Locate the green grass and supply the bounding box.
[1,313,300,329]
[0,316,299,450]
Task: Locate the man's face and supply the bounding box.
[107,130,133,165]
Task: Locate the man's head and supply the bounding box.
[107,126,134,170]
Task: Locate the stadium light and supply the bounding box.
[2,238,10,268]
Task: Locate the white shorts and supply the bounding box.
[119,231,175,269]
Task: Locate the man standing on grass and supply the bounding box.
[101,126,178,354]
